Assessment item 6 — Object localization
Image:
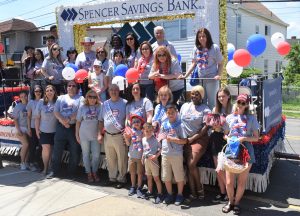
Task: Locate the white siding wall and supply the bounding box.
[227,6,287,75]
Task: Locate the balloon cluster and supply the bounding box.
[226,32,291,78]
[271,32,291,56]
[111,64,141,90]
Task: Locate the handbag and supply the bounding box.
[189,66,199,86]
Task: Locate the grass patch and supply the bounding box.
[283,111,300,119]
[282,101,300,111]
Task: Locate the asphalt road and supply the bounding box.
[0,118,299,216]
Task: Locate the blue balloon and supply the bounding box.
[177,54,182,63]
[246,34,266,57]
[114,64,128,77]
[66,63,79,72]
[228,48,235,61]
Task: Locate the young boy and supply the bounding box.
[88,59,107,102]
[124,114,144,198]
[159,104,188,205]
[142,123,163,204]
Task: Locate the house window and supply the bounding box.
[4,37,9,53]
[255,25,259,34]
[156,19,187,41]
[265,25,271,36]
[264,59,268,73]
[275,60,283,72]
[41,35,47,46]
[237,14,242,33]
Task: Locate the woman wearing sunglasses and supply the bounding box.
[136,41,155,101]
[149,46,184,104]
[64,47,78,66]
[76,90,101,183]
[26,85,43,171]
[124,32,140,69]
[222,94,259,215]
[35,85,58,175]
[41,43,65,95]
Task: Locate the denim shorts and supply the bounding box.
[243,142,256,164]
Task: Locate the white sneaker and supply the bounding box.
[20,163,27,171]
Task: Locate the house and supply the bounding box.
[287,36,300,45]
[0,18,50,64]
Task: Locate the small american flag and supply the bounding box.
[157,131,168,142]
[124,126,133,136]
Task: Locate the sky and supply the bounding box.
[0,0,299,38]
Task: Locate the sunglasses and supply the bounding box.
[87,95,97,99]
[34,90,42,93]
[52,48,60,51]
[46,89,54,92]
[157,54,166,58]
[237,101,247,106]
[141,48,149,51]
[68,84,77,88]
[132,119,141,124]
[97,51,105,54]
[126,37,134,41]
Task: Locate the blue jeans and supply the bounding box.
[80,139,101,173]
[141,84,155,102]
[52,123,81,175]
[200,79,219,110]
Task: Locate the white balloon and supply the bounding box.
[227,43,235,51]
[226,60,243,78]
[62,67,75,80]
[271,32,285,48]
[112,76,128,91]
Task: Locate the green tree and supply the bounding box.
[283,43,300,87]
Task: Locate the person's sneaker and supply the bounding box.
[128,187,136,196]
[163,193,173,205]
[212,194,228,203]
[144,191,154,200]
[174,194,184,206]
[20,163,27,171]
[197,188,205,200]
[153,194,163,204]
[136,187,145,199]
[115,182,125,189]
[46,171,55,179]
[29,164,38,172]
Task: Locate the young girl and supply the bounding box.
[12,91,30,170]
[211,87,232,203]
[88,59,108,103]
[76,90,101,183]
[107,50,125,85]
[124,114,144,198]
[152,85,173,134]
[142,123,163,204]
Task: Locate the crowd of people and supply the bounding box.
[13,26,260,215]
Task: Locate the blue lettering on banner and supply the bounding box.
[168,0,202,11]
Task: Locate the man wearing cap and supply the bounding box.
[98,84,128,188]
[75,37,97,96]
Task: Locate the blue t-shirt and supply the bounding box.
[160,118,186,156]
[224,114,260,137]
[26,99,39,128]
[35,99,57,133]
[54,94,84,124]
[142,135,161,157]
[75,51,96,72]
[12,103,28,128]
[128,128,143,159]
[126,97,153,122]
[152,104,168,126]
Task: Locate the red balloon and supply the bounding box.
[233,49,251,67]
[277,41,291,56]
[126,68,140,84]
[75,69,88,84]
[0,43,4,53]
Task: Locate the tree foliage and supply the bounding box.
[283,43,300,87]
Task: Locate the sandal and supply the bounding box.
[233,205,241,215]
[222,202,234,213]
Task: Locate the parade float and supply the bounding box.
[0,0,287,192]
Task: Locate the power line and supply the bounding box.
[0,0,17,6]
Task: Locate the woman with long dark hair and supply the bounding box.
[109,34,124,60]
[181,28,223,109]
[124,32,140,68]
[64,47,78,66]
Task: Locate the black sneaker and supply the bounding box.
[212,194,228,203]
[163,193,173,205]
[115,182,125,189]
[144,191,154,200]
[153,194,163,204]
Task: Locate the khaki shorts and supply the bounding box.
[144,158,160,177]
[161,155,185,182]
[128,158,143,175]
